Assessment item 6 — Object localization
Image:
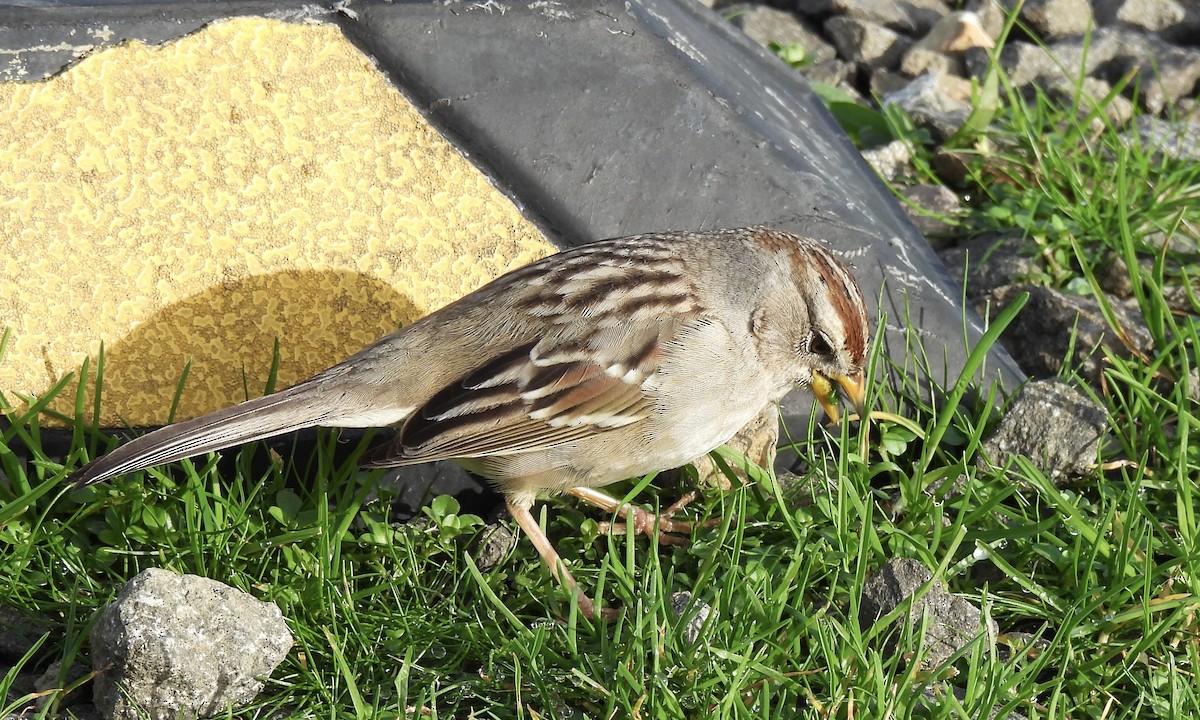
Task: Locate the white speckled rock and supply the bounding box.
[91,568,292,720]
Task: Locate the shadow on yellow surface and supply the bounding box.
[40,268,421,428]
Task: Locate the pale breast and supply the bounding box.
[457,316,785,498]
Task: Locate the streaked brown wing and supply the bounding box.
[361,319,680,467]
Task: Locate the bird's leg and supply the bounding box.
[506,499,614,620]
[566,487,717,546]
[690,404,779,491]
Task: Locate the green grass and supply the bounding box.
[0,343,1017,719]
[4,249,1198,719]
[5,22,1200,720]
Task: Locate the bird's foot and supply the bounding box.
[573,488,719,546]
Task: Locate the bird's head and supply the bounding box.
[750,229,869,422]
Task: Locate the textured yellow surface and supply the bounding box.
[0,17,555,427]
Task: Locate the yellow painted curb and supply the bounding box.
[1,17,555,427]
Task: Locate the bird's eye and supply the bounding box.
[807,331,835,357]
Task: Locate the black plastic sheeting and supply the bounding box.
[2,0,1023,510]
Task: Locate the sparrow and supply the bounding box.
[70,227,869,618]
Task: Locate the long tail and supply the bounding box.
[69,380,389,487]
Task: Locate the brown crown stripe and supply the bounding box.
[749,227,868,365]
[749,226,817,256]
[807,249,868,365]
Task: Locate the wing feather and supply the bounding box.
[362,319,677,468]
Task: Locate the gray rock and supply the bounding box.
[725,5,836,64]
[999,29,1200,115]
[900,46,959,77]
[1119,38,1200,114]
[1094,0,1200,42]
[999,27,1170,87]
[983,380,1109,481]
[797,0,950,35]
[1045,76,1135,129]
[669,591,714,645]
[1095,252,1136,299]
[0,606,50,662]
[35,659,90,713]
[965,0,1009,40]
[937,234,1037,295]
[803,59,869,105]
[1165,282,1200,316]
[1129,115,1200,162]
[963,44,996,80]
[1096,245,1200,315]
[913,10,996,53]
[474,521,519,572]
[800,58,855,88]
[824,16,912,69]
[1018,0,1095,40]
[900,8,995,77]
[998,32,1123,87]
[1095,0,1183,28]
[869,67,917,97]
[881,71,975,140]
[861,139,913,181]
[989,284,1154,382]
[2,671,38,714]
[941,235,1156,382]
[1146,228,1200,254]
[859,558,996,669]
[979,69,1128,128]
[929,147,974,185]
[898,183,962,242]
[91,568,292,720]
[995,41,1066,87]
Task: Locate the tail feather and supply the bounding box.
[70,387,333,487]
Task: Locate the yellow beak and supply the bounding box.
[811,371,866,424]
